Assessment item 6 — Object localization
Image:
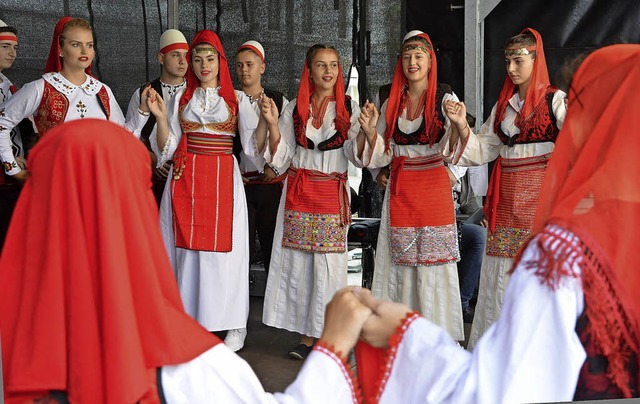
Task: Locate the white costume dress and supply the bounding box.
[366,93,465,341]
[262,97,363,338]
[446,90,566,349]
[0,72,136,175]
[0,72,24,162]
[156,88,257,331]
[372,225,585,404]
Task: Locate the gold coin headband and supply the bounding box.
[192,45,218,55]
[402,43,432,54]
[504,46,536,57]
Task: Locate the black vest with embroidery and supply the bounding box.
[138,78,164,151]
[293,96,353,151]
[392,83,450,147]
[573,308,639,400]
[497,87,560,147]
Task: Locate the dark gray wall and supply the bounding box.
[2,0,402,111]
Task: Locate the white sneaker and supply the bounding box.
[224,328,247,352]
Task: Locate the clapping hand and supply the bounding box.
[358,100,379,140]
[259,96,279,126]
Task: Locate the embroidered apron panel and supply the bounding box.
[282,167,349,254]
[388,155,459,266]
[486,154,549,258]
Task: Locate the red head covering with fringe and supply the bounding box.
[0,119,220,404]
[44,16,93,75]
[493,27,549,135]
[180,29,237,115]
[295,46,350,148]
[528,44,640,397]
[383,31,438,151]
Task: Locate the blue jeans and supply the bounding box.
[457,223,486,309]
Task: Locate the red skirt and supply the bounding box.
[281,166,349,253]
[388,155,459,266]
[171,133,234,252]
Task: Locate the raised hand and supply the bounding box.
[444,100,467,128]
[319,287,374,356]
[147,89,167,120]
[139,84,152,113]
[259,96,279,126]
[358,100,379,139]
[353,287,413,348]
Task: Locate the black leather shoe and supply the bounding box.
[288,343,312,360]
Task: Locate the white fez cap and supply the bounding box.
[403,30,426,42]
[237,40,265,63]
[159,29,188,54]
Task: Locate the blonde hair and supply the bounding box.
[59,18,92,47]
[305,44,340,68]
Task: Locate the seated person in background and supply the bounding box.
[0,119,371,404]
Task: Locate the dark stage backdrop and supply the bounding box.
[1,0,402,110]
[406,0,640,121]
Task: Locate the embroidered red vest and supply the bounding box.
[34,81,111,136]
[497,86,560,147]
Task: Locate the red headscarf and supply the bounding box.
[295,45,350,148]
[44,16,93,75]
[526,45,640,396]
[493,27,549,134]
[0,119,219,404]
[384,31,438,151]
[180,29,237,115]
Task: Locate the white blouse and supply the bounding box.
[0,72,134,175]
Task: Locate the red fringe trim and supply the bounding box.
[514,223,639,398]
[314,340,363,404]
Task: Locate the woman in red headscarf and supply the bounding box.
[0,119,369,404]
[357,30,466,342]
[444,28,567,349]
[0,17,144,184]
[349,44,639,403]
[149,30,260,352]
[255,43,366,359]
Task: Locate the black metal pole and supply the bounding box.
[357,0,368,104]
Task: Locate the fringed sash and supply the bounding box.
[171,133,234,252]
[282,166,350,253]
[485,153,550,258]
[388,155,459,266]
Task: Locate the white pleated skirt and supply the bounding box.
[372,190,464,341]
[262,178,349,338]
[466,254,513,350]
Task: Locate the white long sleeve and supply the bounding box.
[161,344,358,403]
[378,228,586,404]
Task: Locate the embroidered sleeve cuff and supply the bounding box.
[450,130,471,165]
[158,136,174,167]
[3,159,21,176]
[313,341,362,404]
[375,311,422,400]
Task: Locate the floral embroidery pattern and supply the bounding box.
[282,210,346,253]
[76,101,87,118]
[3,161,17,173]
